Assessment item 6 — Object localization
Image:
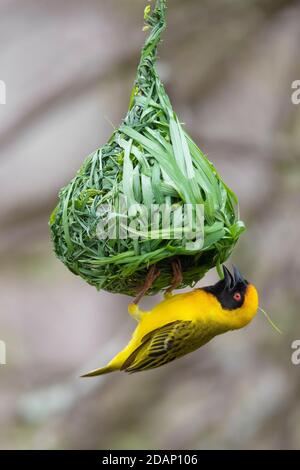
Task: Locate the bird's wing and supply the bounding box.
[121,320,193,373]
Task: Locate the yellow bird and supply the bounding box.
[82,265,259,376]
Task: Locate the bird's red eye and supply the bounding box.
[233,292,241,302]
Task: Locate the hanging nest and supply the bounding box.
[50,0,245,296]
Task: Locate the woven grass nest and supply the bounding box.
[50,0,245,297]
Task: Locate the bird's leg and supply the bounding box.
[164,259,183,299]
[133,265,160,305]
[129,265,160,320]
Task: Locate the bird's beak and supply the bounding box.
[232,265,248,285]
[223,266,234,288]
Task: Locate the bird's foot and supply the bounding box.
[164,258,183,299]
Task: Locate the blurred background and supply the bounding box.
[0,0,299,450]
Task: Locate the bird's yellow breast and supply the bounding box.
[136,289,222,340]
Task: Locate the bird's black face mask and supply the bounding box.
[203,266,249,310]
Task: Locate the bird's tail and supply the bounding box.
[81,365,116,378]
